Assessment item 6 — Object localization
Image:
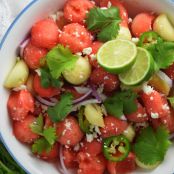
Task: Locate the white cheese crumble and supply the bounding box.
[65,121,72,130]
[82,47,92,55]
[142,84,154,95]
[128,18,133,23]
[162,104,169,110]
[107,1,112,8]
[76,52,82,56]
[35,69,41,76]
[151,112,159,119]
[132,37,139,44]
[73,143,80,152]
[120,115,127,121]
[13,85,27,91]
[56,11,64,20]
[86,134,94,143]
[90,54,96,60]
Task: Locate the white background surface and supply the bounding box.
[0,0,31,41]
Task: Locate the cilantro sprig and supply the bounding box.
[133,126,171,165]
[86,7,121,42]
[47,93,73,122]
[30,115,57,154]
[104,90,138,118]
[46,44,78,79]
[40,67,62,88]
[139,32,174,71]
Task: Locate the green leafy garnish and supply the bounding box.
[32,138,51,154]
[86,7,121,42]
[30,114,43,135]
[46,44,78,79]
[31,115,57,154]
[168,97,174,108]
[40,67,62,88]
[47,93,73,122]
[104,90,137,118]
[133,126,171,165]
[143,37,174,71]
[43,127,57,145]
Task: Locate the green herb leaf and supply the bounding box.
[31,115,57,154]
[40,67,62,88]
[86,7,121,41]
[133,126,171,165]
[146,39,174,71]
[104,90,137,118]
[32,138,51,155]
[168,97,174,108]
[43,127,57,145]
[46,44,78,79]
[47,93,73,122]
[98,20,120,42]
[30,114,43,135]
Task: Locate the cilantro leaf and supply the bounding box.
[31,115,57,154]
[30,114,43,135]
[133,126,171,165]
[46,44,78,79]
[147,39,174,71]
[104,90,137,118]
[168,97,174,108]
[86,7,121,41]
[98,20,120,42]
[40,67,62,88]
[43,127,57,145]
[32,138,51,154]
[47,93,73,122]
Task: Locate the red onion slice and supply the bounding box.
[59,145,71,174]
[157,71,173,88]
[72,99,101,111]
[19,38,30,58]
[73,89,92,104]
[74,86,91,94]
[91,85,102,102]
[36,96,56,106]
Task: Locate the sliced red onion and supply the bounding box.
[59,145,71,174]
[74,86,91,94]
[91,85,102,102]
[36,96,56,106]
[73,89,92,104]
[72,99,101,111]
[50,97,58,103]
[19,38,30,58]
[157,71,173,88]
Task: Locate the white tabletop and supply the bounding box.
[0,0,31,41]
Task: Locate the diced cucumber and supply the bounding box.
[4,59,29,88]
[123,125,135,142]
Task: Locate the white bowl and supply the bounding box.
[1,0,174,174]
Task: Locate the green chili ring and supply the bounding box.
[103,135,130,162]
[138,31,161,47]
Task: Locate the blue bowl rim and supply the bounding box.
[0,1,38,173]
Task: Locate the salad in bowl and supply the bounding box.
[2,0,174,174]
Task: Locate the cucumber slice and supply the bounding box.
[4,59,29,88]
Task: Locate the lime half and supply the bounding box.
[119,47,154,86]
[97,39,137,73]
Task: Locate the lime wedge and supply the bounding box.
[97,39,137,73]
[119,47,154,86]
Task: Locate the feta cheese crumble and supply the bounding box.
[142,84,154,95]
[151,112,159,119]
[82,47,92,55]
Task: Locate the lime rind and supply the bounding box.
[97,39,137,74]
[119,47,155,86]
